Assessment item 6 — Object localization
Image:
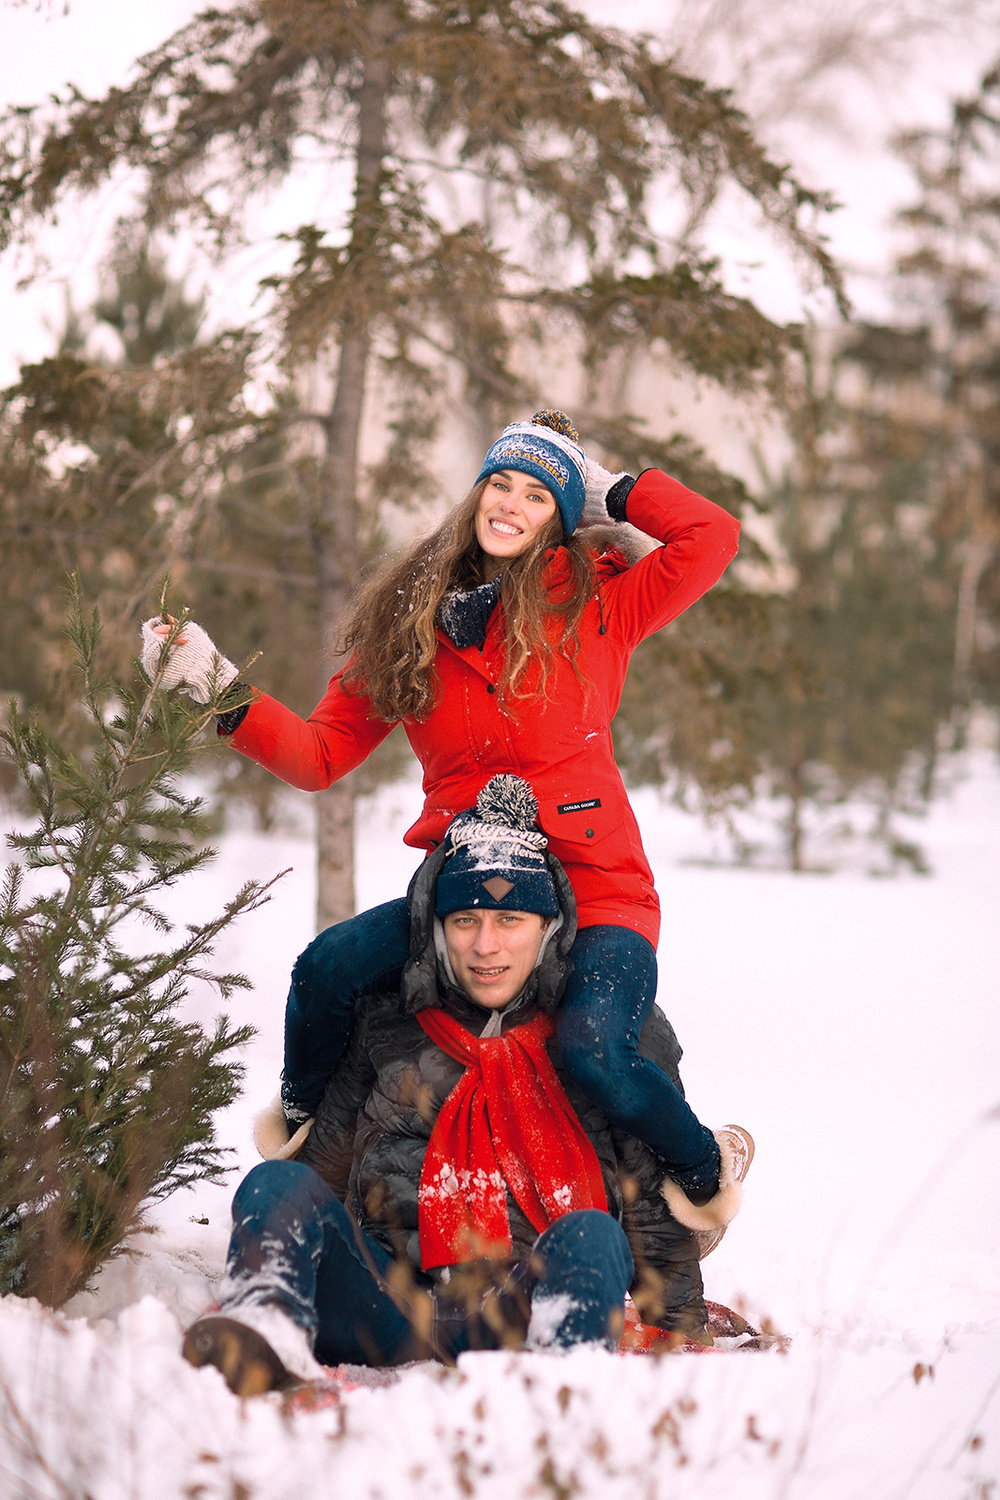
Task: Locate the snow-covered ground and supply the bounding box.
[2,757,998,1499]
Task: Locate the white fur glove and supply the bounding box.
[252,1095,314,1161]
[581,458,635,527]
[140,618,239,704]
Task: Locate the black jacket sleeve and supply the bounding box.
[299,1008,378,1198]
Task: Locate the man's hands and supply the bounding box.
[140,615,239,704]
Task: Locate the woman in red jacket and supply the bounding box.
[145,410,750,1233]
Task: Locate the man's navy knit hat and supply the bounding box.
[435,775,560,918]
[475,409,587,535]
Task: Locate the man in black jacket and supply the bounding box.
[183,777,716,1396]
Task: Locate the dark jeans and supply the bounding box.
[283,901,719,1189]
[220,1161,634,1363]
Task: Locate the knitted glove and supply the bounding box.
[581,458,636,528]
[252,1095,314,1161]
[140,618,239,704]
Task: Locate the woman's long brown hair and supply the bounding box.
[341,481,598,721]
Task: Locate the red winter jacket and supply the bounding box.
[227,470,740,946]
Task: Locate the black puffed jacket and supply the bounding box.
[300,846,706,1332]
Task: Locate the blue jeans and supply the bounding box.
[282,903,719,1190]
[220,1161,634,1363]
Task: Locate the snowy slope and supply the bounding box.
[1,758,998,1499]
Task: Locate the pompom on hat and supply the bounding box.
[475,409,588,535]
[435,774,560,918]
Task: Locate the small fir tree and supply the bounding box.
[0,586,275,1307]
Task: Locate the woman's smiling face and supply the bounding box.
[475,469,559,571]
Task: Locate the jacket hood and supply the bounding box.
[401,841,578,1018]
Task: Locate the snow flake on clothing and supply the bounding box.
[448,820,547,868]
[438,578,501,649]
[526,1292,579,1348]
[419,1163,510,1259]
[416,1008,607,1269]
[419,1163,506,1203]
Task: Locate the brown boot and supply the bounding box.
[182,1315,297,1397]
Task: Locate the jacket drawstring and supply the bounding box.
[596,576,607,635]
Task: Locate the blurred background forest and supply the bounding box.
[0,0,998,921]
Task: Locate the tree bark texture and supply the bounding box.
[785,730,806,873]
[314,5,393,932]
[950,449,996,744]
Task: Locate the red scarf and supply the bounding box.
[416,1008,607,1269]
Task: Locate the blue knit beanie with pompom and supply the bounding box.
[435,775,559,918]
[475,409,587,535]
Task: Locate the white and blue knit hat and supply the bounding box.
[435,775,559,918]
[475,409,588,534]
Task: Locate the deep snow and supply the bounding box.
[1,755,998,1499]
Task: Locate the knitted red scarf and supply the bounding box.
[416,1008,608,1270]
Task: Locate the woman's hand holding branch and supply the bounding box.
[140,616,239,704]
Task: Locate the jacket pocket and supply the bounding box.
[536,789,623,850]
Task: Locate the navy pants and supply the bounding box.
[220,1161,634,1363]
[283,901,719,1189]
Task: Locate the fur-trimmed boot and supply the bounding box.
[252,1094,314,1161]
[660,1125,755,1260]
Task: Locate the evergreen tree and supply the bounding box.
[749,342,956,871]
[612,333,959,873]
[0,587,272,1307]
[0,0,843,926]
[880,60,1000,735]
[0,292,257,726]
[613,60,1000,870]
[82,230,206,366]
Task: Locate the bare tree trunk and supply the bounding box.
[316,774,356,930]
[952,532,994,744]
[945,427,1000,750]
[785,731,806,872]
[313,5,393,933]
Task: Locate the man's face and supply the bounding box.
[443,909,548,1010]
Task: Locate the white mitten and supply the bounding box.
[140,618,239,704]
[580,459,656,562]
[582,458,633,527]
[252,1095,314,1161]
